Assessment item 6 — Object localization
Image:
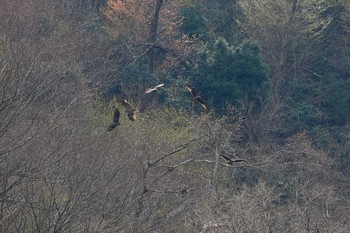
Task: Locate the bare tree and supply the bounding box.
[238,0,333,139]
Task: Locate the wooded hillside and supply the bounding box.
[1,0,349,232]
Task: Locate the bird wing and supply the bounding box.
[145,88,155,94]
[186,85,198,97]
[220,155,232,162]
[197,97,210,112]
[120,99,133,110]
[145,83,164,93]
[155,83,164,89]
[127,111,136,121]
[107,124,115,131]
[107,108,121,131]
[113,108,120,125]
[232,159,247,163]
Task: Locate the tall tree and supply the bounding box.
[190,38,269,113]
[238,0,335,137]
[103,0,198,76]
[148,0,163,73]
[239,0,331,99]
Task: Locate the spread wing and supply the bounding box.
[155,83,164,89]
[186,84,198,97]
[120,99,133,110]
[220,155,232,162]
[145,88,155,94]
[145,83,164,94]
[231,159,247,163]
[127,110,137,121]
[119,99,138,121]
[197,97,210,112]
[221,155,246,163]
[112,108,120,125]
[107,108,121,131]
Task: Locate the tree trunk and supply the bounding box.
[148,0,163,73]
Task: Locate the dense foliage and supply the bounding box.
[190,38,269,111]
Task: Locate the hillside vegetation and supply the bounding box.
[1,0,349,232]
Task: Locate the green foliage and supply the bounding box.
[320,77,350,125]
[103,62,156,99]
[179,3,206,38]
[179,0,241,43]
[87,95,120,129]
[283,75,350,137]
[190,38,269,112]
[283,79,323,134]
[234,167,261,187]
[309,125,350,175]
[202,0,239,42]
[88,96,201,141]
[285,101,322,133]
[120,63,153,86]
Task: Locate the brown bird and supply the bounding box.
[107,107,121,131]
[220,155,246,165]
[145,83,164,94]
[186,84,210,112]
[119,98,139,121]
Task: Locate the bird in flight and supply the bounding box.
[119,98,139,121]
[186,84,210,112]
[145,83,164,94]
[107,107,121,131]
[220,155,246,165]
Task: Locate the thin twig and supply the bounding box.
[148,134,207,168]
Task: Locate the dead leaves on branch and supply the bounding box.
[103,0,202,72]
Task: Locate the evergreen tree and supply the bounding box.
[190,38,269,112]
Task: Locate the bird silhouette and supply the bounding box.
[107,107,121,131]
[220,155,246,165]
[145,83,164,94]
[119,98,139,121]
[186,84,210,112]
